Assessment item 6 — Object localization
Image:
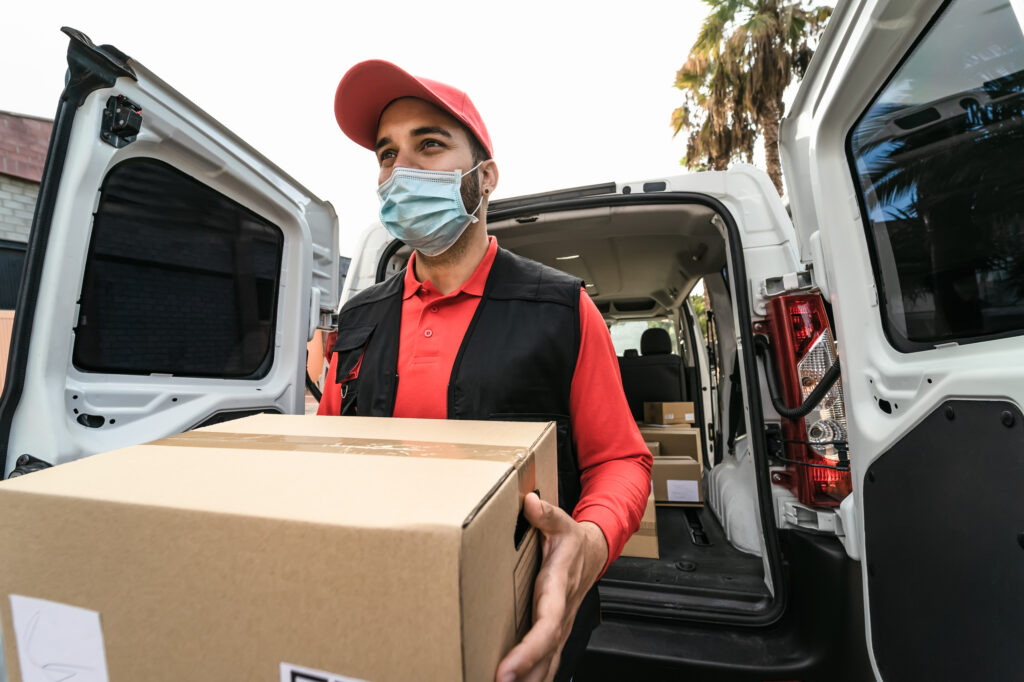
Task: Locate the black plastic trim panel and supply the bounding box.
[864,399,1024,681]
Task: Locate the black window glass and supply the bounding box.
[74,159,283,377]
[0,242,26,309]
[848,0,1024,350]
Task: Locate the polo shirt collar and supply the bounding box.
[402,235,499,300]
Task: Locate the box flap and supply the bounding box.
[201,414,554,450]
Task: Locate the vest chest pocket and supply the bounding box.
[331,323,376,415]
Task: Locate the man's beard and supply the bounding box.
[417,168,483,266]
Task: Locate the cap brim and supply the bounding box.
[335,60,458,152]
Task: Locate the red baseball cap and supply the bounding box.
[334,60,493,158]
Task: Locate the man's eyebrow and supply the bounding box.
[374,136,392,152]
[410,126,453,139]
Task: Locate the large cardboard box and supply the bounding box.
[643,401,695,425]
[0,414,558,682]
[639,424,703,461]
[644,441,661,457]
[651,456,703,506]
[620,491,659,559]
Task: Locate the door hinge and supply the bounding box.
[777,498,841,535]
[100,95,142,148]
[8,454,53,478]
[762,270,813,297]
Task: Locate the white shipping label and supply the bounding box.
[685,412,694,422]
[666,479,700,502]
[281,662,368,682]
[664,412,675,420]
[9,594,110,682]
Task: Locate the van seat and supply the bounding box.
[618,328,684,421]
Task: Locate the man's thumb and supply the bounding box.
[523,491,562,533]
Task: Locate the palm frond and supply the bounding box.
[672,0,834,189]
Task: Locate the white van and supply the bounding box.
[2,0,1021,679]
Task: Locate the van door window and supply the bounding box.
[848,0,1024,350]
[73,159,283,378]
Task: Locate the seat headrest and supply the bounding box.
[641,328,672,355]
[623,348,639,358]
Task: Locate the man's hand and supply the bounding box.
[495,492,609,682]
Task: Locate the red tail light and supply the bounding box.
[787,297,825,359]
[766,293,851,507]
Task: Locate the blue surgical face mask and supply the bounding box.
[377,163,484,257]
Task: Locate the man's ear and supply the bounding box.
[481,159,499,196]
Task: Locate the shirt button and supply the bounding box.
[424,329,433,338]
[430,305,439,313]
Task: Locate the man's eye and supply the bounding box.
[379,150,396,163]
[421,139,444,149]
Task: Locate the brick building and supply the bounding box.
[1,111,53,389]
[1,111,53,307]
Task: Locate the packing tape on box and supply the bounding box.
[151,431,529,464]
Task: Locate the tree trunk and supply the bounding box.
[760,105,784,197]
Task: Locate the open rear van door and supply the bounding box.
[0,29,339,477]
[781,1,1024,679]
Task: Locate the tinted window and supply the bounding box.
[0,241,26,309]
[848,0,1024,350]
[74,160,283,377]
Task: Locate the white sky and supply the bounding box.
[5,0,722,256]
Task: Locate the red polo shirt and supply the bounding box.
[319,236,652,568]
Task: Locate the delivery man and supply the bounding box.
[321,60,652,682]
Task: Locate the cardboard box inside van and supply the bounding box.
[639,424,703,462]
[643,401,695,425]
[620,490,659,558]
[651,456,703,506]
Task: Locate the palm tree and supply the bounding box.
[672,0,832,195]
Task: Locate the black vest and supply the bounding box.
[330,247,585,513]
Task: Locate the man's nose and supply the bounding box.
[392,148,422,170]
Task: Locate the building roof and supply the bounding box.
[0,111,54,184]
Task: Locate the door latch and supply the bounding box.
[100,95,142,148]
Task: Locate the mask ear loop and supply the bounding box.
[461,161,486,222]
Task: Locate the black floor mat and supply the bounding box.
[600,504,769,606]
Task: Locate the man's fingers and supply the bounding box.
[497,493,592,682]
[495,616,561,681]
[496,579,571,681]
